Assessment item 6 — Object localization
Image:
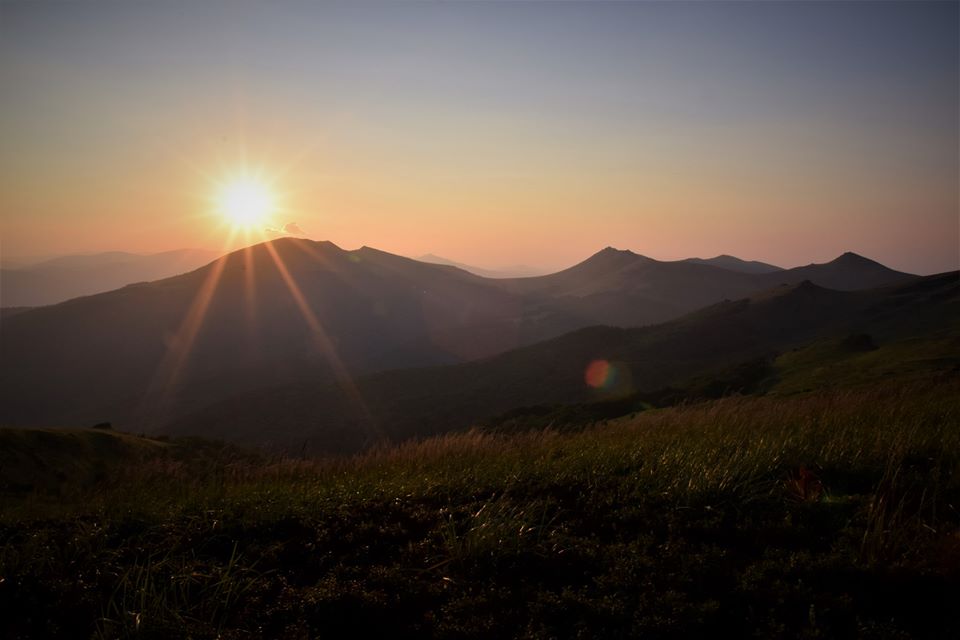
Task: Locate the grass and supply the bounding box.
[1,374,959,638]
[771,331,960,395]
[0,427,168,496]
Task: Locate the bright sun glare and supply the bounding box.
[215,175,276,229]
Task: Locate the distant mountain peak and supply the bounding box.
[832,251,876,265]
[586,246,649,263]
[271,237,343,253]
[794,279,823,291]
[782,279,838,299]
[683,254,783,275]
[749,278,834,303]
[598,246,637,256]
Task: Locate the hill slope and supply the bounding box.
[491,248,915,327]
[0,427,168,494]
[0,239,532,430]
[164,272,958,451]
[0,239,919,432]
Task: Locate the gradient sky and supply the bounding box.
[1,0,957,274]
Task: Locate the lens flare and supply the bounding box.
[585,359,614,389]
[585,358,633,395]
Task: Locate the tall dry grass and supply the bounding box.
[49,377,953,535]
[3,376,957,638]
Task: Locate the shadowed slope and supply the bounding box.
[0,239,526,430]
[0,427,168,495]
[492,248,768,326]
[492,247,915,327]
[164,273,958,452]
[0,240,922,433]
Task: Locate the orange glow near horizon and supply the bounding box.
[2,2,957,276]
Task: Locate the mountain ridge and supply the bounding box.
[0,238,921,433]
[160,271,958,451]
[0,248,220,307]
[684,254,783,274]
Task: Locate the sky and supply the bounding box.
[1,0,957,274]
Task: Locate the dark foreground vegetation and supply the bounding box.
[2,375,959,639]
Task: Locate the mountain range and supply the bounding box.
[416,253,548,278]
[163,272,959,451]
[0,238,926,445]
[0,248,219,307]
[683,254,783,274]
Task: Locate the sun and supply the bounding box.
[215,174,276,229]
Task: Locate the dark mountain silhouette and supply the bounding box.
[0,248,219,307]
[0,239,533,429]
[0,307,32,320]
[162,272,959,452]
[493,248,916,326]
[754,251,915,291]
[684,254,783,274]
[492,247,765,326]
[416,253,547,278]
[0,238,920,433]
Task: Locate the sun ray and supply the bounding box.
[262,240,382,443]
[135,227,238,429]
[243,240,258,339]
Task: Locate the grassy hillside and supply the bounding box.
[771,331,960,395]
[481,327,960,435]
[165,272,958,451]
[0,428,169,495]
[2,375,958,638]
[0,428,258,500]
